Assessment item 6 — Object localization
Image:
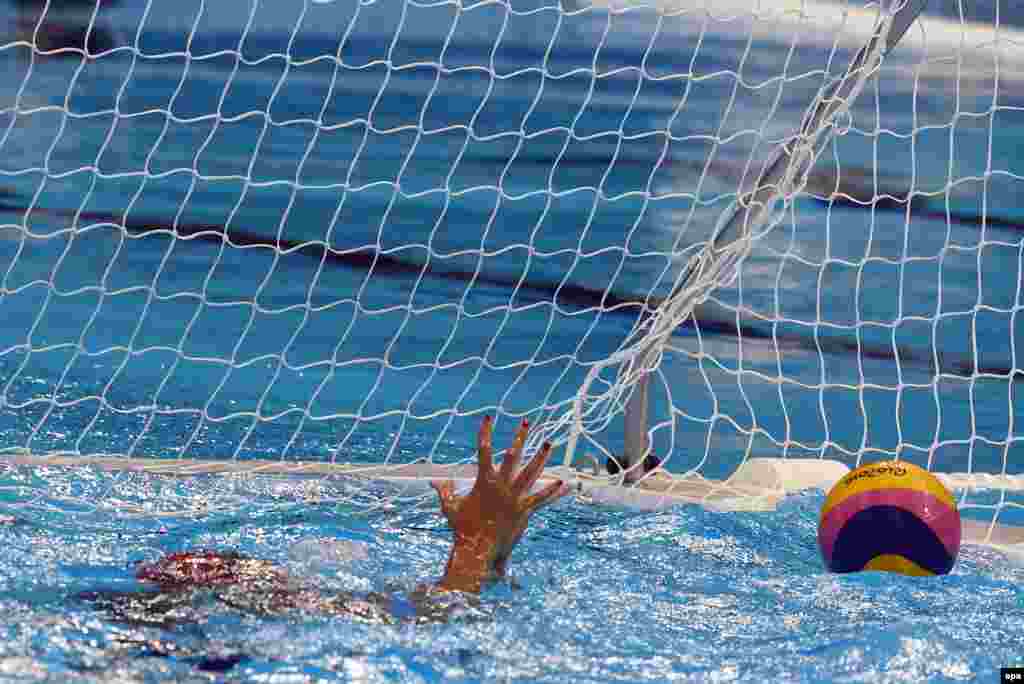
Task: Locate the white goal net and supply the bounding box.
[1,0,1023,535]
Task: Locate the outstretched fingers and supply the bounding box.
[476,415,495,474]
[500,419,530,479]
[521,478,570,513]
[512,441,552,495]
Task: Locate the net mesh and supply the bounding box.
[1,0,1022,526]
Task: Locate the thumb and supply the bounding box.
[430,480,458,519]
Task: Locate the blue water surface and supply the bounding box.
[0,464,1023,683]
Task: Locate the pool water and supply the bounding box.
[2,463,1023,683]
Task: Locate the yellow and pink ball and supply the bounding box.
[818,461,961,576]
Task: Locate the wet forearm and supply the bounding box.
[430,417,566,594]
[436,533,503,593]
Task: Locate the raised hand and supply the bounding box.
[431,416,569,593]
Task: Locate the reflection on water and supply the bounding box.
[0,468,1022,682]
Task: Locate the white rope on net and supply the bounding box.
[544,0,927,477]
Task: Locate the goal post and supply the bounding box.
[560,0,928,481]
[1,0,1024,548]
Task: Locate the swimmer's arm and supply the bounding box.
[135,417,568,602]
[430,416,569,594]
